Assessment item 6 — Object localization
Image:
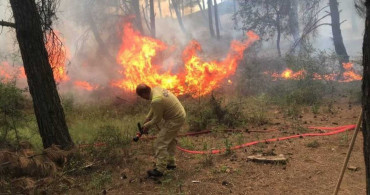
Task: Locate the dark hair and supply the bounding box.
[136,84,151,96]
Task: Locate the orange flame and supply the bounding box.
[113,23,259,97]
[45,31,69,83]
[0,61,25,82]
[267,62,362,82]
[270,69,305,80]
[74,81,99,91]
[340,62,362,82]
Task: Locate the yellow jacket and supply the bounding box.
[143,87,186,129]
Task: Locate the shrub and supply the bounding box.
[87,125,131,164]
[306,140,320,148]
[0,81,26,145]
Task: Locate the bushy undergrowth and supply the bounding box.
[0,44,362,153]
[0,81,27,146]
[184,94,246,131]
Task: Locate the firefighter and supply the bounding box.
[136,84,186,177]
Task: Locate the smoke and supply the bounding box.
[53,0,244,101]
[0,0,365,103]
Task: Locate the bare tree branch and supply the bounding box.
[0,20,16,28]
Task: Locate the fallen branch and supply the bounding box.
[247,154,287,164]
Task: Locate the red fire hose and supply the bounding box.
[175,125,356,154]
[79,125,356,155]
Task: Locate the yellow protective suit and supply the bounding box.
[143,87,186,173]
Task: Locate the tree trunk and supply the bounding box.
[289,0,300,53]
[150,0,156,37]
[181,0,184,17]
[9,0,73,149]
[208,0,215,37]
[213,0,220,40]
[198,0,203,10]
[169,0,173,18]
[158,0,163,18]
[145,0,149,17]
[197,0,207,20]
[276,14,282,57]
[329,0,349,75]
[131,0,144,33]
[233,0,237,28]
[362,1,370,194]
[86,9,115,64]
[172,0,187,33]
[351,11,358,32]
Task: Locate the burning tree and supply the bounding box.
[329,0,350,77]
[0,0,73,149]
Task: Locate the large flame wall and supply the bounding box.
[112,23,259,97]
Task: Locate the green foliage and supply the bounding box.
[201,142,213,166]
[179,137,195,150]
[339,131,349,146]
[235,0,291,41]
[306,140,320,148]
[185,95,246,131]
[285,83,323,106]
[236,132,244,145]
[0,82,26,145]
[61,94,75,113]
[224,138,233,155]
[244,95,269,125]
[311,103,320,115]
[86,125,132,165]
[94,125,130,147]
[89,171,112,191]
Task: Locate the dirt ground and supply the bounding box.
[71,101,365,195]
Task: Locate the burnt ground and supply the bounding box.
[71,101,365,195]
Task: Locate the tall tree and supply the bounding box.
[150,0,156,37]
[289,0,300,53]
[197,0,204,10]
[145,0,150,18]
[197,0,207,20]
[181,0,185,17]
[2,0,73,149]
[172,0,187,33]
[214,0,220,39]
[235,0,290,57]
[233,0,238,29]
[169,0,173,18]
[86,3,115,64]
[158,0,163,18]
[329,0,349,76]
[208,0,215,37]
[288,0,331,53]
[132,0,144,33]
[362,0,370,193]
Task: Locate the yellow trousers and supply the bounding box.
[154,117,185,173]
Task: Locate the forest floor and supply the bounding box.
[75,100,365,194]
[0,95,365,195]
